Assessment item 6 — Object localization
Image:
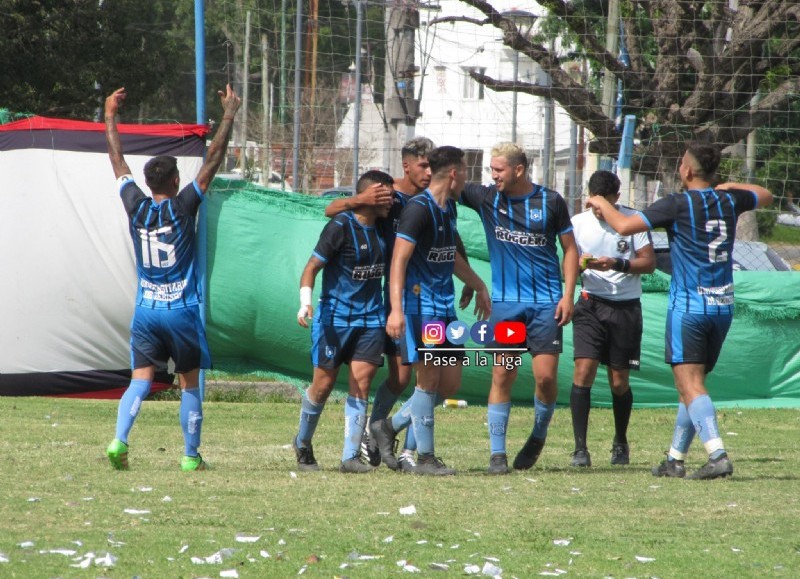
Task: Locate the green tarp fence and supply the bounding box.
[206,179,800,408]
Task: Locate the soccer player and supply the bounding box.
[569,170,655,467]
[586,142,773,479]
[459,142,579,474]
[372,145,491,475]
[104,85,241,471]
[324,137,473,472]
[293,170,394,473]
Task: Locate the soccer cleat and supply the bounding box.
[687,454,733,480]
[339,455,376,474]
[369,418,399,471]
[415,453,456,476]
[360,425,382,467]
[398,449,417,473]
[651,458,686,478]
[570,448,592,467]
[512,436,545,470]
[292,435,320,472]
[181,454,208,472]
[487,453,510,475]
[106,439,129,471]
[610,442,630,465]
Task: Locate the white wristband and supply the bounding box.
[300,286,312,308]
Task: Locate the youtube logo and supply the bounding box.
[494,321,527,344]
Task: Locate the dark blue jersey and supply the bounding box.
[461,182,572,304]
[395,191,458,317]
[120,178,203,309]
[312,211,387,327]
[640,187,759,315]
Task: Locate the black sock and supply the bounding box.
[612,388,633,445]
[570,384,591,450]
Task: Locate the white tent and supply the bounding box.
[0,117,207,396]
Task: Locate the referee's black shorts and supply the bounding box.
[572,292,642,370]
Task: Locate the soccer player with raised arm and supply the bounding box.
[569,170,655,468]
[586,142,773,479]
[459,143,579,474]
[371,146,491,475]
[293,171,393,473]
[104,85,241,471]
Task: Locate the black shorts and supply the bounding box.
[572,293,642,370]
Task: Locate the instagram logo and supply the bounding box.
[422,321,446,345]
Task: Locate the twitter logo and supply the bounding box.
[445,320,469,345]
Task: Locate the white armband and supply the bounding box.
[300,286,313,308]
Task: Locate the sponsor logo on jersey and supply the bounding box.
[427,246,456,263]
[495,226,547,247]
[352,263,384,280]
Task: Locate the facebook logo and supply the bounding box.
[470,320,493,345]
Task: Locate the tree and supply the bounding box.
[453,0,800,185]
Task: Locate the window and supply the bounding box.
[464,149,484,183]
[462,67,485,100]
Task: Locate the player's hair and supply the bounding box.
[356,170,393,193]
[588,170,621,197]
[491,142,528,170]
[401,137,435,159]
[144,155,179,191]
[428,146,465,176]
[685,142,721,181]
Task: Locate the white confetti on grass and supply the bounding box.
[220,570,239,578]
[123,508,151,515]
[39,549,76,556]
[635,555,656,562]
[191,548,236,565]
[179,545,190,554]
[27,497,41,503]
[383,535,394,543]
[399,505,417,515]
[0,553,9,563]
[464,564,481,574]
[138,486,153,492]
[95,553,118,568]
[430,562,449,571]
[260,550,271,558]
[234,534,261,543]
[162,496,173,502]
[18,541,34,548]
[553,538,572,546]
[481,560,502,576]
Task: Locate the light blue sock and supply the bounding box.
[115,378,151,444]
[297,390,325,448]
[410,387,437,455]
[403,422,417,452]
[180,388,203,457]
[668,402,696,459]
[687,394,726,460]
[370,380,399,423]
[391,396,414,433]
[488,402,511,455]
[531,396,556,441]
[343,396,368,461]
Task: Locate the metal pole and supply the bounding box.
[262,33,273,187]
[568,120,578,216]
[240,11,251,175]
[511,52,519,143]
[292,0,303,192]
[352,0,364,186]
[194,0,207,398]
[279,0,287,124]
[618,114,636,206]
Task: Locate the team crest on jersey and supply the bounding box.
[616,238,630,254]
[530,208,543,222]
[412,284,421,295]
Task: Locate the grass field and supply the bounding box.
[0,396,798,578]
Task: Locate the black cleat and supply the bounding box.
[610,442,630,465]
[651,458,686,478]
[292,435,320,472]
[370,418,399,470]
[687,454,733,480]
[360,425,382,467]
[487,453,510,475]
[339,455,376,474]
[415,453,456,476]
[513,436,545,470]
[398,450,417,473]
[570,448,592,467]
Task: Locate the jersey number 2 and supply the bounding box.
[705,219,728,263]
